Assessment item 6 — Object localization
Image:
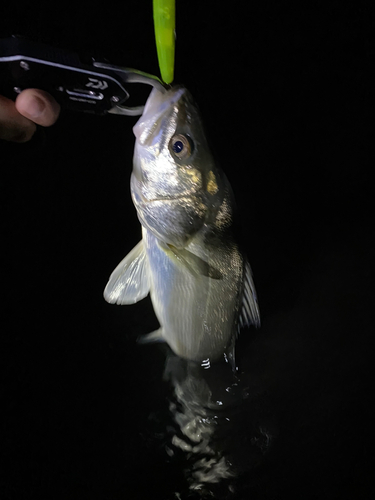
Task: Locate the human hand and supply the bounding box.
[0,89,60,143]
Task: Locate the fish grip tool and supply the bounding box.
[0,37,166,116]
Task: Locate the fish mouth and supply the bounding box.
[142,86,186,118]
[133,86,188,145]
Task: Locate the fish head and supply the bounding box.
[131,86,222,248]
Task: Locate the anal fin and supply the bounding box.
[137,328,165,344]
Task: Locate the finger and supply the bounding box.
[0,95,36,142]
[15,89,61,127]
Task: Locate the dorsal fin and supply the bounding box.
[238,261,260,331]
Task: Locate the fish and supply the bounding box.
[104,86,260,365]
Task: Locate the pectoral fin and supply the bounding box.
[238,261,260,330]
[166,245,222,279]
[104,240,150,304]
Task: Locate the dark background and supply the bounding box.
[1,1,374,499]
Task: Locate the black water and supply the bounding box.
[1,1,374,498]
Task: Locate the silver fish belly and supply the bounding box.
[104,86,260,363]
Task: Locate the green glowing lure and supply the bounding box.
[153,0,175,84]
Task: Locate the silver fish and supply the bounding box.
[104,86,260,364]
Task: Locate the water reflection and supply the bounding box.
[161,351,274,498]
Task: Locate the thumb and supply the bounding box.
[15,89,61,127]
[0,95,36,142]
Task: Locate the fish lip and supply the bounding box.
[133,86,188,145]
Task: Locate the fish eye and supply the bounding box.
[169,134,193,159]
